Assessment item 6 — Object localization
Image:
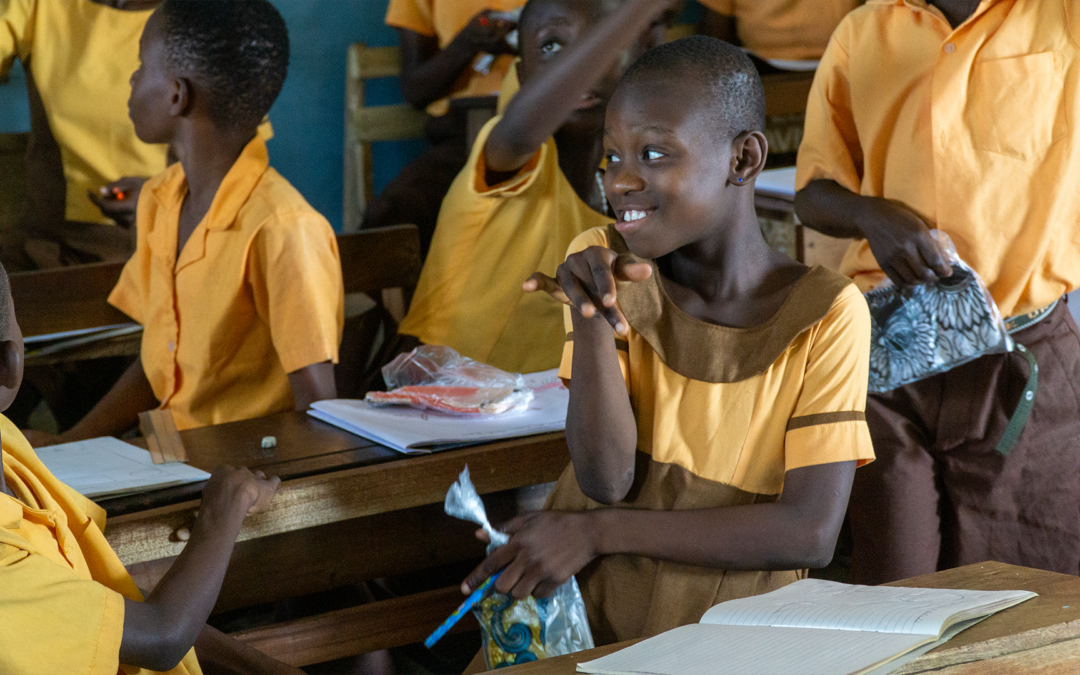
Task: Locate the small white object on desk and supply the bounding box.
[35,436,210,499]
[261,436,277,449]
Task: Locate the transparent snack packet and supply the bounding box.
[444,467,594,669]
[865,231,1013,393]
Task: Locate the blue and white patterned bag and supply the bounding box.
[865,231,1013,393]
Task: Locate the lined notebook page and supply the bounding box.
[699,579,1035,637]
[577,624,930,675]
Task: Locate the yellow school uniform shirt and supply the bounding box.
[108,135,344,431]
[385,0,526,116]
[399,117,612,374]
[697,0,862,61]
[548,226,875,644]
[0,0,166,225]
[796,0,1080,319]
[0,415,201,675]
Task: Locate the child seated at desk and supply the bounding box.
[0,262,299,674]
[462,36,875,646]
[398,0,677,375]
[26,0,344,445]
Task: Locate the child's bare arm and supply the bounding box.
[397,11,516,110]
[26,358,159,447]
[485,0,678,173]
[194,625,302,675]
[119,467,280,672]
[288,361,336,410]
[795,179,952,287]
[527,247,653,504]
[464,460,856,599]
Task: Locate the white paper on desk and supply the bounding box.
[34,437,210,499]
[754,166,797,202]
[308,369,568,454]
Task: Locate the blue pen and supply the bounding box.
[424,572,503,649]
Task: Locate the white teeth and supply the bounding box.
[623,210,649,222]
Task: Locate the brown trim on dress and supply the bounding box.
[786,411,867,431]
[606,226,855,384]
[566,331,629,352]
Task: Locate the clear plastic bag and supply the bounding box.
[365,345,533,415]
[866,231,1013,393]
[444,467,594,669]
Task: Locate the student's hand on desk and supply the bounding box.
[525,246,652,336]
[200,466,280,519]
[463,511,598,600]
[460,9,518,55]
[89,176,147,229]
[859,198,952,288]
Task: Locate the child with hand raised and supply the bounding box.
[464,37,876,645]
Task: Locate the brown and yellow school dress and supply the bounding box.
[547,226,876,645]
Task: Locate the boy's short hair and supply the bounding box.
[622,36,766,141]
[159,0,289,131]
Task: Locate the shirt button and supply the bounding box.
[944,43,956,54]
[168,341,175,352]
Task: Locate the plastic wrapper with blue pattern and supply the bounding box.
[444,467,594,669]
[866,231,1013,393]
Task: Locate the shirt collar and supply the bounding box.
[151,134,271,232]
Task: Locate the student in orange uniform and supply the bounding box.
[795,0,1080,583]
[0,263,299,674]
[399,0,676,375]
[26,0,343,445]
[697,0,862,66]
[362,0,526,253]
[464,37,874,645]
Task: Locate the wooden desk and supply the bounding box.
[496,561,1080,674]
[101,411,570,664]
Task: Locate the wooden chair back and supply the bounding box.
[343,44,429,233]
[337,223,421,300]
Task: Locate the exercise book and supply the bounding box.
[35,436,210,499]
[577,578,1036,675]
[308,369,568,454]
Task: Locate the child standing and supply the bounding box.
[795,0,1080,583]
[463,36,875,645]
[398,0,675,375]
[27,0,343,444]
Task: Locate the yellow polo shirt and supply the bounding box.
[0,415,201,675]
[698,0,862,61]
[108,135,344,430]
[558,227,875,496]
[385,0,526,116]
[796,0,1080,319]
[0,0,166,225]
[399,117,612,374]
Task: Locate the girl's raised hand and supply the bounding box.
[524,246,652,336]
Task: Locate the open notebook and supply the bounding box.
[578,578,1036,675]
[308,369,568,454]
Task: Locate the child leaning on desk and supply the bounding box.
[24,0,344,446]
[462,37,876,647]
[0,261,299,674]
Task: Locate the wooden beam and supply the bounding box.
[107,433,570,566]
[338,225,421,296]
[11,261,131,338]
[762,71,815,118]
[234,585,478,667]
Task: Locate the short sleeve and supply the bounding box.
[385,0,436,36]
[247,214,344,374]
[0,550,125,675]
[697,0,735,15]
[784,285,875,471]
[794,20,864,193]
[107,187,158,325]
[468,116,549,198]
[0,0,33,81]
[557,228,630,386]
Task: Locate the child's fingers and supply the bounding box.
[523,273,570,305]
[613,256,653,283]
[586,249,620,308]
[462,546,514,594]
[555,265,603,319]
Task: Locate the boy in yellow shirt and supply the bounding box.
[27,0,343,445]
[399,0,677,375]
[0,262,298,674]
[463,36,875,645]
[795,0,1080,582]
[697,0,862,64]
